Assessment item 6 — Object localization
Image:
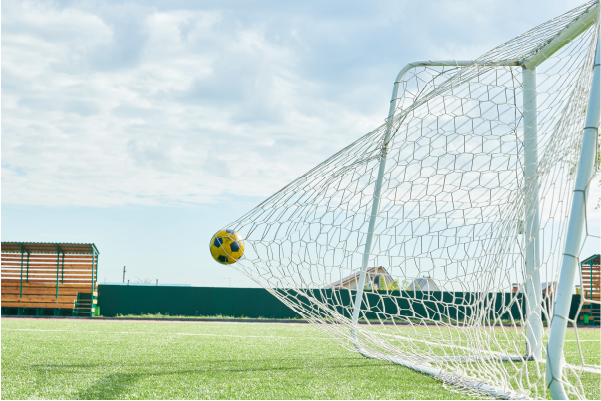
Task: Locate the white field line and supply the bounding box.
[2,328,601,340]
[3,328,598,342]
[1,328,331,340]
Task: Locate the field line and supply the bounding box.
[1,328,332,340]
[3,328,598,342]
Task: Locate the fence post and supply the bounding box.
[590,259,594,323]
[91,248,96,317]
[19,244,24,298]
[26,252,30,283]
[55,244,60,299]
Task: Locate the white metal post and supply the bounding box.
[350,60,515,344]
[547,35,600,400]
[522,66,543,361]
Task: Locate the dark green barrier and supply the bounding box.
[97,285,301,318]
[97,285,583,321]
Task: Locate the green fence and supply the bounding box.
[97,285,301,318]
[97,285,584,321]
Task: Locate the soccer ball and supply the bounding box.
[210,229,245,265]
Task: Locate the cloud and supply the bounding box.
[1,0,587,207]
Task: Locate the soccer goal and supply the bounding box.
[223,2,600,399]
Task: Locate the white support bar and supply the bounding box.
[523,3,599,70]
[350,59,519,344]
[522,66,543,361]
[547,35,600,400]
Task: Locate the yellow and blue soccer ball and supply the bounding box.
[210,229,245,265]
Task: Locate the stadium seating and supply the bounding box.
[1,242,99,316]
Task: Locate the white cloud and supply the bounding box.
[1,0,589,207]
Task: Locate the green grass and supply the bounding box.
[111,313,304,320]
[1,319,599,400]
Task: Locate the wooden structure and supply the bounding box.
[580,254,600,325]
[325,266,394,290]
[1,242,99,316]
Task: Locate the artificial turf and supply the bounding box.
[1,318,599,400]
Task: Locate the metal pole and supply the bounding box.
[56,244,60,299]
[26,252,30,283]
[547,35,600,400]
[349,60,517,348]
[91,249,96,317]
[61,253,65,284]
[123,266,126,283]
[19,245,24,298]
[591,258,595,317]
[522,66,542,361]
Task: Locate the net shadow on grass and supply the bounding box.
[77,373,140,400]
[71,358,389,400]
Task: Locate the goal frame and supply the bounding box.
[349,4,599,399]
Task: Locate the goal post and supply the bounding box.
[223,2,601,399]
[522,65,543,362]
[547,33,600,400]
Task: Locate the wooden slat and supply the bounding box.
[0,254,98,264]
[2,272,92,282]
[1,302,75,309]
[1,288,97,296]
[2,280,98,290]
[1,281,96,288]
[74,307,96,312]
[1,279,97,285]
[0,270,92,280]
[2,254,93,258]
[0,261,93,266]
[2,265,93,271]
[2,295,77,303]
[2,262,93,269]
[0,268,92,277]
[75,299,98,305]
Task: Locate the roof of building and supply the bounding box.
[409,276,441,292]
[326,266,393,289]
[1,242,99,255]
[581,254,600,265]
[512,281,556,293]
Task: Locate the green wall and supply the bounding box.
[97,285,301,318]
[97,285,584,321]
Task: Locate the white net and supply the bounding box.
[221,2,600,399]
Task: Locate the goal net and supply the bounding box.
[222,1,600,399]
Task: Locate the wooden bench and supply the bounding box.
[1,242,99,317]
[579,254,600,325]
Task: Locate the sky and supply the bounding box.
[2,0,598,287]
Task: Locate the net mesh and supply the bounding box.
[222,2,600,399]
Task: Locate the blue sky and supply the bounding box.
[2,0,597,287]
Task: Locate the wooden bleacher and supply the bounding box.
[580,254,600,325]
[1,242,99,316]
